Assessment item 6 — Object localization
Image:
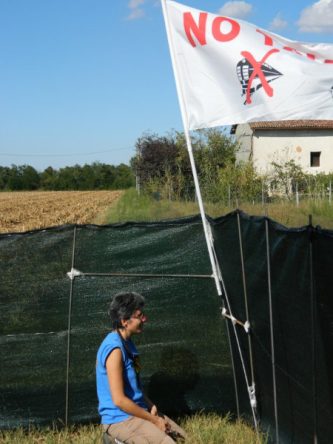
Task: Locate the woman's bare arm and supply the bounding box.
[106,348,169,432]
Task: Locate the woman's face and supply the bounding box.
[123,309,147,335]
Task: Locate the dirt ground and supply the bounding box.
[0,190,122,233]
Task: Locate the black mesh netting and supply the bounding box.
[1,211,333,444]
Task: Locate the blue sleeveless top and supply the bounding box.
[96,331,147,424]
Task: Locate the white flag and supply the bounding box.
[162,0,333,129]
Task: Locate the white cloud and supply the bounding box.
[127,0,146,20]
[129,0,145,8]
[218,1,252,19]
[297,0,333,33]
[269,13,288,31]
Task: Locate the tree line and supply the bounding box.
[0,162,135,191]
[4,129,331,200]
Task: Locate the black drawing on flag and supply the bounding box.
[331,86,333,98]
[236,55,283,105]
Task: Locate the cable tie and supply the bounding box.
[244,320,251,333]
[67,268,82,280]
[248,384,257,409]
[222,307,227,316]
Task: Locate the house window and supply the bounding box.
[310,151,321,167]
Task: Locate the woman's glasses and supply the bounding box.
[131,312,147,323]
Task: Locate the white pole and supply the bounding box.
[262,181,265,207]
[161,0,222,295]
[161,3,260,431]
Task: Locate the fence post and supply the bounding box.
[265,219,280,444]
[329,181,332,205]
[308,215,318,444]
[65,226,77,427]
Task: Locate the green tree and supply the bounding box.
[40,166,57,190]
[0,167,11,190]
[113,164,135,189]
[98,163,116,189]
[270,159,306,199]
[131,133,178,184]
[20,165,40,190]
[7,165,22,190]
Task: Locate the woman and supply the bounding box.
[96,291,186,444]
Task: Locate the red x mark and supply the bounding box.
[241,49,280,104]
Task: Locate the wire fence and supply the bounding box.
[220,181,333,209]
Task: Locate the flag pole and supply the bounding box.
[161,0,222,295]
[161,2,261,433]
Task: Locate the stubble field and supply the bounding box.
[0,190,123,233]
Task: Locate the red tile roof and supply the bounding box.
[250,120,333,130]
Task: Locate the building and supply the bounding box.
[231,120,333,174]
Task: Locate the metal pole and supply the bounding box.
[296,182,299,207]
[225,320,240,419]
[65,226,77,427]
[309,215,318,444]
[237,213,255,386]
[265,219,279,443]
[82,272,213,279]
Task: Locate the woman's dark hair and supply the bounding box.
[108,292,145,329]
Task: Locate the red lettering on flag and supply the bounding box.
[183,12,208,47]
[212,17,240,42]
[241,49,280,104]
[256,29,273,46]
[325,59,333,64]
[283,46,303,56]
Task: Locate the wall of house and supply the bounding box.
[252,129,333,174]
[234,124,252,162]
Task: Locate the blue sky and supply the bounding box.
[1,0,333,170]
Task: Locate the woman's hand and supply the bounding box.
[150,405,158,416]
[151,415,171,433]
[149,403,172,433]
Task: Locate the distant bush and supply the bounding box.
[131,128,241,202]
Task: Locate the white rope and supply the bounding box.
[222,308,251,333]
[218,264,260,430]
[207,219,259,428]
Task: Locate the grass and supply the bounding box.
[102,188,202,223]
[0,413,267,443]
[103,188,333,229]
[181,412,267,444]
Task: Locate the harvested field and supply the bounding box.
[0,190,123,233]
